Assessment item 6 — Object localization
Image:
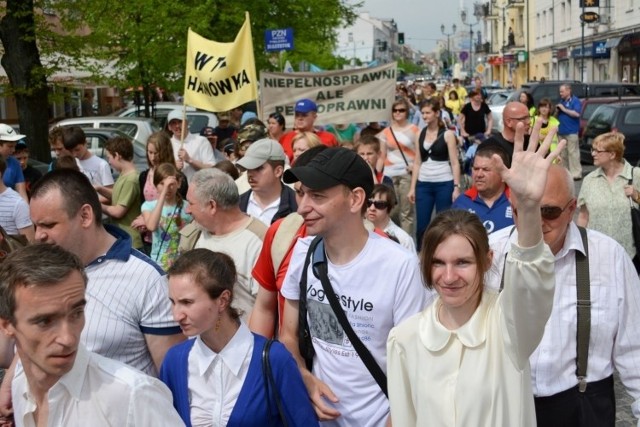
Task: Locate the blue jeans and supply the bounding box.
[415,180,453,249]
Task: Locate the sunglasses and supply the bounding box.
[367,199,390,210]
[392,108,407,113]
[540,199,574,220]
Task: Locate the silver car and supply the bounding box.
[55,116,161,149]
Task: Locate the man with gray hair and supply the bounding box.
[180,168,266,320]
[0,244,184,426]
[488,164,640,426]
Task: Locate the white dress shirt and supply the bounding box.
[488,223,640,418]
[13,345,183,427]
[246,191,280,226]
[188,322,254,427]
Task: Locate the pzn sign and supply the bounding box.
[580,12,600,23]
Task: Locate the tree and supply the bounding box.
[0,0,51,161]
[0,1,359,158]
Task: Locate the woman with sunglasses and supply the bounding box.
[366,184,416,253]
[160,249,319,427]
[267,112,286,142]
[577,132,640,271]
[387,122,564,427]
[408,98,461,249]
[378,98,420,235]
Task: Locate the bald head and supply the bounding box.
[502,102,531,140]
[540,165,576,254]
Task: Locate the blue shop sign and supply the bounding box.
[571,46,593,58]
[592,40,610,58]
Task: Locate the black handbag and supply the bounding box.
[629,168,640,252]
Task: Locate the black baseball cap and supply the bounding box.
[283,147,374,196]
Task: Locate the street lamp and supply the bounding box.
[441,24,456,74]
[461,9,478,76]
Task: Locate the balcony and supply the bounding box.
[476,42,492,53]
[482,2,499,18]
[507,0,525,7]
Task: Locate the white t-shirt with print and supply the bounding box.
[281,232,427,427]
[78,155,114,187]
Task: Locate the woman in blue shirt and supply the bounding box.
[160,249,318,427]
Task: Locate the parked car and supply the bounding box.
[116,102,219,134]
[487,90,512,106]
[507,80,586,105]
[53,125,151,173]
[82,128,149,172]
[54,116,160,149]
[579,96,640,138]
[579,102,640,165]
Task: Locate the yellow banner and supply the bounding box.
[184,13,258,112]
[259,63,397,126]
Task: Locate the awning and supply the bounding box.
[604,37,622,49]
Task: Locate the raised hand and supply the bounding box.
[491,120,566,210]
[490,119,567,247]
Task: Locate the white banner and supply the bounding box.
[259,62,397,126]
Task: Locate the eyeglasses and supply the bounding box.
[591,148,609,154]
[392,108,407,113]
[367,199,390,210]
[509,115,531,122]
[540,199,574,220]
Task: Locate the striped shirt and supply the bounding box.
[0,187,31,235]
[83,225,180,377]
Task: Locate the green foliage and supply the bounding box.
[18,0,359,94]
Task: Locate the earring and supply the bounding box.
[214,312,222,332]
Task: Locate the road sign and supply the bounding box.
[476,64,485,74]
[459,51,469,61]
[580,12,600,23]
[265,28,294,52]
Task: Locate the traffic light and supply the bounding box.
[398,33,405,45]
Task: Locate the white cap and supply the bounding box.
[0,124,25,142]
[167,109,183,124]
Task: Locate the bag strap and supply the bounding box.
[272,214,305,273]
[575,226,591,393]
[298,236,323,371]
[388,127,410,166]
[312,239,388,397]
[262,339,289,427]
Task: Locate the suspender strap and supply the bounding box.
[575,226,591,393]
[312,239,388,397]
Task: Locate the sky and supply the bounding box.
[359,0,469,54]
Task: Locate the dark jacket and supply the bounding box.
[239,184,297,224]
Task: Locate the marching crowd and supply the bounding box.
[0,78,638,427]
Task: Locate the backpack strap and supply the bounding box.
[298,236,323,371]
[271,214,305,273]
[312,239,388,397]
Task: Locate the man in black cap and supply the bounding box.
[278,147,427,426]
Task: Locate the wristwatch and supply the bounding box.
[453,184,460,188]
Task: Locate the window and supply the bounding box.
[99,123,138,138]
[624,108,640,125]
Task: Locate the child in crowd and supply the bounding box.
[141,163,192,270]
[62,126,113,188]
[354,135,394,188]
[101,136,142,249]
